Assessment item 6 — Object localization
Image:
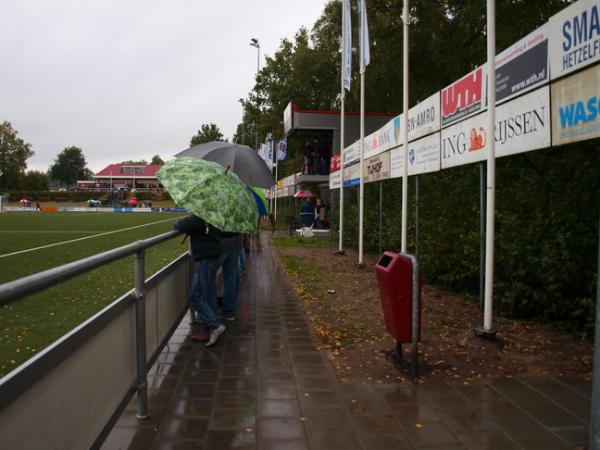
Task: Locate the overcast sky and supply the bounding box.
[0,0,329,173]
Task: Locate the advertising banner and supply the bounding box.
[549,0,600,80]
[495,24,549,104]
[329,170,341,190]
[342,141,360,166]
[363,152,391,184]
[390,146,404,179]
[408,133,441,176]
[441,66,487,127]
[408,92,441,141]
[343,162,361,187]
[496,85,551,158]
[441,86,551,169]
[330,153,342,172]
[363,118,397,159]
[552,64,600,145]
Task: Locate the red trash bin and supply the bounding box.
[374,251,421,343]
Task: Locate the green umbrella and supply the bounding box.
[157,157,258,234]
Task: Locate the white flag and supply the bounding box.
[343,0,352,91]
[358,0,370,73]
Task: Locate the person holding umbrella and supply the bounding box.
[174,215,228,346]
[157,158,259,347]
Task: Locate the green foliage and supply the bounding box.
[336,144,598,337]
[49,146,90,186]
[0,121,34,190]
[20,171,49,191]
[151,154,165,165]
[190,123,226,146]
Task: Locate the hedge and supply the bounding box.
[333,141,599,337]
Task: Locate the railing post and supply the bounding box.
[134,249,149,419]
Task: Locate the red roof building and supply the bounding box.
[79,164,163,191]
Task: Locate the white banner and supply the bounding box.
[552,64,600,145]
[329,170,341,190]
[408,133,441,176]
[390,146,404,179]
[441,86,551,169]
[363,152,391,183]
[343,162,361,187]
[363,118,397,159]
[343,0,352,91]
[358,0,370,72]
[549,0,600,80]
[408,92,441,141]
[342,141,360,166]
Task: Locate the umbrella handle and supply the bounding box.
[181,234,188,245]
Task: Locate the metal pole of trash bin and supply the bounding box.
[410,255,419,379]
[134,249,149,419]
[589,214,600,450]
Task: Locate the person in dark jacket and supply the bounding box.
[174,215,226,347]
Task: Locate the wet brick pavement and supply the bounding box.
[101,233,591,450]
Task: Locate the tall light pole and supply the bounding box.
[250,38,260,152]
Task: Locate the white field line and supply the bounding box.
[0,230,108,234]
[0,217,177,259]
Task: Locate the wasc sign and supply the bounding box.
[550,0,600,80]
[441,86,551,169]
[552,64,600,145]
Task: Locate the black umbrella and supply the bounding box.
[175,142,275,188]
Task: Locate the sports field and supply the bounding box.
[0,211,188,377]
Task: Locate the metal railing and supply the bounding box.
[0,229,189,450]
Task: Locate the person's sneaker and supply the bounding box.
[205,324,226,347]
[191,334,208,342]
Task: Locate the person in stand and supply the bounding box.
[174,215,227,347]
[314,199,327,229]
[302,141,314,175]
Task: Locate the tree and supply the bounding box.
[190,123,226,146]
[21,170,49,191]
[121,159,148,165]
[0,121,34,190]
[49,146,90,186]
[151,154,165,165]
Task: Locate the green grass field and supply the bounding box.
[0,211,188,377]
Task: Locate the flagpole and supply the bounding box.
[274,161,278,224]
[481,0,497,337]
[401,0,409,253]
[358,0,367,266]
[338,0,347,255]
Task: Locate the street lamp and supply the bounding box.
[250,38,260,151]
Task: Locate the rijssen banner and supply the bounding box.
[549,0,600,80]
[441,86,551,169]
[551,64,600,145]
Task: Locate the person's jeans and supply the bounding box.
[219,237,241,316]
[238,247,246,278]
[189,258,221,332]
